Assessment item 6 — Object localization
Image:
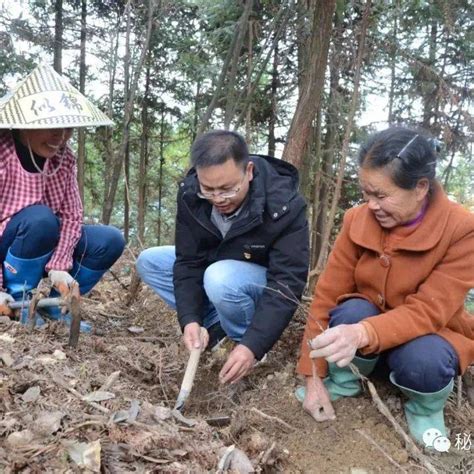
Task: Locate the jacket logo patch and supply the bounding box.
[244,244,265,250]
[243,252,251,260]
[4,262,17,274]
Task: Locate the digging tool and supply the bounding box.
[8,296,68,311]
[8,282,83,348]
[174,346,202,411]
[174,327,207,411]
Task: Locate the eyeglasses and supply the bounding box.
[197,173,247,200]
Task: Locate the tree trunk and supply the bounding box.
[310,22,343,271]
[102,0,158,224]
[192,79,201,143]
[282,0,336,167]
[123,1,132,242]
[299,129,316,200]
[157,106,165,246]
[137,59,151,245]
[77,0,87,204]
[296,0,312,95]
[309,117,324,271]
[53,0,63,73]
[196,17,241,135]
[197,1,255,136]
[244,19,254,143]
[387,0,398,124]
[268,40,279,156]
[103,16,121,209]
[234,1,292,129]
[223,0,253,129]
[422,18,437,128]
[311,0,372,278]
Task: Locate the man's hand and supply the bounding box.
[303,375,336,422]
[0,291,14,316]
[309,323,369,367]
[219,344,256,384]
[48,270,76,297]
[183,322,209,351]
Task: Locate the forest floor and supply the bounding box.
[0,254,473,473]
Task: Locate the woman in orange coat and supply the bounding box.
[296,127,474,447]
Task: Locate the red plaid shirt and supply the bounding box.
[0,131,83,289]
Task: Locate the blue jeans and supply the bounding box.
[136,245,268,341]
[0,204,125,271]
[329,298,459,393]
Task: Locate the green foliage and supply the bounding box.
[0,0,471,248]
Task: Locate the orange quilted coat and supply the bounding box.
[297,182,474,377]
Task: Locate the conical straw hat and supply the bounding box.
[0,64,113,129]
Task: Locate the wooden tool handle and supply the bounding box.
[174,327,206,410]
[180,348,202,393]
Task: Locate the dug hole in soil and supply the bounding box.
[0,255,472,473]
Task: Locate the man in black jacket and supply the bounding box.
[137,130,309,383]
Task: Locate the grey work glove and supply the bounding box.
[48,270,76,298]
[0,291,14,316]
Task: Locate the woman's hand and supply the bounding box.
[309,323,369,367]
[303,375,336,422]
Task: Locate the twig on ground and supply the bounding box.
[96,311,128,319]
[457,375,462,410]
[111,335,174,342]
[126,269,142,305]
[114,354,152,378]
[46,368,110,415]
[125,244,139,262]
[155,349,170,405]
[356,429,408,473]
[250,407,295,431]
[28,443,59,460]
[108,269,129,291]
[129,451,170,464]
[64,419,108,434]
[255,283,325,335]
[261,441,276,465]
[365,379,438,474]
[99,371,121,392]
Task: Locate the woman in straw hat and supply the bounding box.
[0,65,125,330]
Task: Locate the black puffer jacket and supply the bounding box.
[173,154,309,359]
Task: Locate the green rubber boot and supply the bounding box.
[325,356,379,401]
[390,372,454,446]
[295,356,378,403]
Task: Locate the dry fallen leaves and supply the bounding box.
[64,439,101,472]
[21,386,41,403]
[82,391,115,402]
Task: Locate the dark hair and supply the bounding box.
[190,130,249,169]
[358,127,438,190]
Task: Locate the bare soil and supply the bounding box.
[0,255,472,473]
